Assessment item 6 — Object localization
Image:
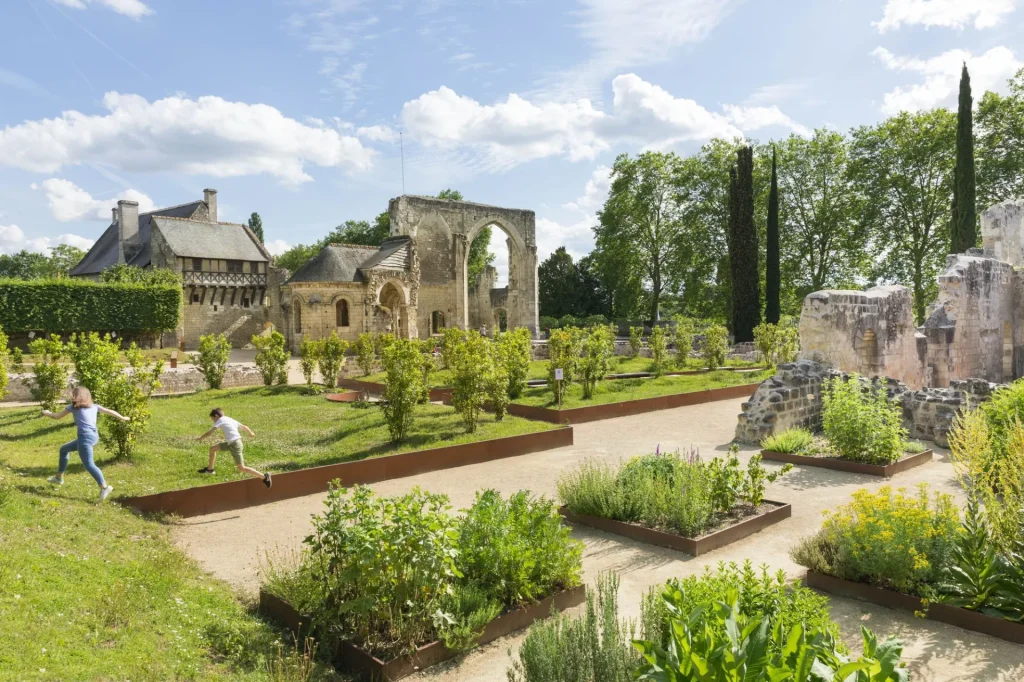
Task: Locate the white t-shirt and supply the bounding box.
[214,416,242,443]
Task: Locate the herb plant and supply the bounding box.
[761,427,814,454]
[821,375,906,464]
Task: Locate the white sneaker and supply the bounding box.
[99,485,114,502]
[47,476,64,486]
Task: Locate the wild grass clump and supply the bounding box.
[760,427,813,453]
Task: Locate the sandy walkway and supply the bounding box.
[171,398,1024,681]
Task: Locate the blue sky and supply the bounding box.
[1,0,1022,282]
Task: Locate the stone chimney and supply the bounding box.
[204,188,218,222]
[117,200,140,264]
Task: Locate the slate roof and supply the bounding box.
[286,237,412,284]
[152,217,268,261]
[70,200,206,276]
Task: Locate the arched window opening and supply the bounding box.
[431,311,446,334]
[293,300,302,332]
[336,299,350,327]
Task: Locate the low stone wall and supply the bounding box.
[4,365,265,403]
[735,359,998,447]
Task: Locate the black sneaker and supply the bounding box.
[198,467,215,475]
[263,472,272,489]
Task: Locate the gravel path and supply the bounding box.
[171,397,1024,681]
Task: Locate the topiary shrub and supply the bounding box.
[195,334,231,389]
[450,330,491,433]
[252,331,289,386]
[701,324,728,370]
[299,338,321,388]
[317,331,348,389]
[379,339,423,443]
[354,332,375,376]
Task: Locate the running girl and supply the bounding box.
[42,386,128,501]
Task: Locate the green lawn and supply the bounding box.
[0,476,339,681]
[0,385,555,500]
[512,368,774,409]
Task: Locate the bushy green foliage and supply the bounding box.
[548,326,582,386]
[753,322,800,367]
[354,332,375,376]
[0,278,180,333]
[67,332,121,396]
[496,327,532,399]
[450,330,492,433]
[702,324,729,370]
[538,315,558,332]
[979,378,1024,460]
[507,573,638,682]
[583,314,608,328]
[557,447,790,538]
[822,375,906,464]
[317,331,348,389]
[778,324,800,363]
[26,334,70,410]
[578,325,614,399]
[487,350,510,421]
[99,344,162,459]
[439,327,464,369]
[252,331,289,386]
[628,326,643,358]
[0,325,7,399]
[195,334,231,389]
[99,264,181,286]
[298,338,321,388]
[791,484,960,596]
[457,490,582,606]
[672,316,695,368]
[648,326,667,377]
[761,427,814,454]
[379,339,423,443]
[559,314,580,329]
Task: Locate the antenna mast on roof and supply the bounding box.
[400,131,406,195]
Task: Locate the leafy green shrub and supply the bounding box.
[507,573,637,682]
[457,490,582,606]
[99,264,181,286]
[486,350,509,421]
[559,314,579,329]
[538,315,559,332]
[100,344,162,459]
[778,323,800,363]
[496,327,532,399]
[195,333,231,389]
[791,484,960,596]
[822,375,906,464]
[450,330,491,433]
[26,334,69,410]
[583,314,607,328]
[547,327,582,403]
[252,331,289,386]
[0,325,7,399]
[298,338,321,388]
[628,326,643,358]
[648,326,667,377]
[66,332,121,396]
[379,339,423,443]
[317,331,348,389]
[0,278,180,334]
[578,325,613,399]
[354,332,375,376]
[753,321,779,366]
[10,346,23,371]
[439,327,464,370]
[672,315,694,369]
[980,379,1024,461]
[701,324,728,370]
[761,427,814,454]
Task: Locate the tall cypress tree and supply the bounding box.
[951,63,977,253]
[729,146,761,342]
[765,146,781,324]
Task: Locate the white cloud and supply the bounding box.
[536,165,613,263]
[0,92,375,185]
[54,0,154,19]
[873,46,1021,114]
[564,165,612,215]
[357,125,398,143]
[264,239,291,256]
[875,0,1015,32]
[401,74,807,170]
[0,223,94,256]
[36,178,156,222]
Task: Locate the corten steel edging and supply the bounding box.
[119,427,573,518]
[760,449,933,477]
[259,585,587,681]
[325,391,362,403]
[559,501,791,556]
[338,378,452,402]
[804,571,1024,646]
[504,382,762,425]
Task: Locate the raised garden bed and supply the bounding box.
[338,377,452,402]
[325,391,362,402]
[259,585,587,681]
[120,426,573,518]
[760,449,933,477]
[495,382,762,424]
[804,570,1024,646]
[558,500,791,556]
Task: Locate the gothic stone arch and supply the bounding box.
[388,195,539,337]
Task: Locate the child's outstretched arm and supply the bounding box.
[197,427,219,442]
[41,407,70,420]
[240,424,256,437]
[97,406,131,422]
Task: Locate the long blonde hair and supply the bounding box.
[71,386,93,409]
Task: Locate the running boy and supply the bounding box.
[42,386,128,501]
[196,408,271,488]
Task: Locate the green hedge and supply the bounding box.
[0,279,181,333]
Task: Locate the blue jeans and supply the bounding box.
[59,434,106,487]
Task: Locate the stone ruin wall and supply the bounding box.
[735,360,997,448]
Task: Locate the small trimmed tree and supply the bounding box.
[299,338,321,388]
[628,326,643,358]
[753,322,780,367]
[649,326,668,377]
[672,316,695,369]
[318,331,348,389]
[196,334,231,389]
[252,331,289,386]
[702,324,729,370]
[380,339,423,443]
[440,327,465,370]
[578,325,614,399]
[486,345,510,421]
[415,339,436,404]
[450,330,492,433]
[27,335,69,410]
[100,344,162,459]
[66,332,121,397]
[496,327,532,399]
[354,332,375,376]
